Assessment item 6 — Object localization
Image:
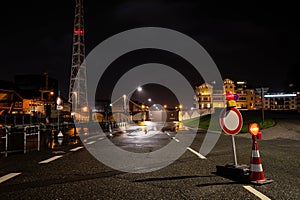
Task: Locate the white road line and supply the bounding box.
[172,137,180,142]
[243,186,271,200]
[86,141,96,145]
[39,155,63,164]
[0,173,21,184]
[98,137,105,141]
[186,147,207,159]
[70,146,84,152]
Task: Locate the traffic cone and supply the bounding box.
[249,139,273,185]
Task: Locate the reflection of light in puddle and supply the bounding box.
[128,129,161,138]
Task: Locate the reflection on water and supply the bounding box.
[47,127,83,149]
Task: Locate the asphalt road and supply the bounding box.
[0,113,299,200]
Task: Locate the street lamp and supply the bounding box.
[71,91,78,121]
[56,94,63,131]
[110,86,143,113]
[56,92,63,145]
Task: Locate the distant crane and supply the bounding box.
[68,0,88,120]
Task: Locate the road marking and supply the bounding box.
[86,141,96,145]
[172,137,180,142]
[243,186,271,200]
[186,147,207,159]
[98,137,105,141]
[0,173,21,184]
[70,146,84,152]
[39,155,63,164]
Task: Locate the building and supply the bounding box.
[195,78,255,110]
[0,73,71,124]
[194,83,213,109]
[263,93,299,110]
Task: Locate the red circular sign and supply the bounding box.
[219,107,243,135]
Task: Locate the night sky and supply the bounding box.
[1,1,299,100]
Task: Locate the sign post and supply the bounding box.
[219,107,243,166]
[256,87,269,124]
[56,92,63,145]
[216,92,249,182]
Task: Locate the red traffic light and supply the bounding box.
[249,123,260,136]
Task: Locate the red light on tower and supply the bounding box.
[74,29,84,35]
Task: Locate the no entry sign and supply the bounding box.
[220,107,243,135]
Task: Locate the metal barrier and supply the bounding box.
[24,125,40,154]
[1,126,9,157]
[0,125,40,157]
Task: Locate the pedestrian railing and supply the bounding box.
[0,126,9,157]
[0,125,40,157]
[24,125,40,154]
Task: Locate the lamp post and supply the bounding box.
[110,86,143,115]
[56,92,63,145]
[71,92,78,121]
[56,93,62,131]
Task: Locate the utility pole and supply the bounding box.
[256,87,269,125]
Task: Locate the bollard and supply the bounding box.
[57,131,63,145]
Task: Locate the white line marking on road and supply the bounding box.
[86,141,96,145]
[70,146,84,152]
[187,147,207,159]
[0,173,21,184]
[39,155,63,164]
[243,186,271,200]
[98,137,105,141]
[166,132,170,136]
[172,137,180,142]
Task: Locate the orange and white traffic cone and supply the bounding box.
[249,138,273,185]
[250,139,265,182]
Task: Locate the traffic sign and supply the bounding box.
[220,107,243,135]
[57,105,63,110]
